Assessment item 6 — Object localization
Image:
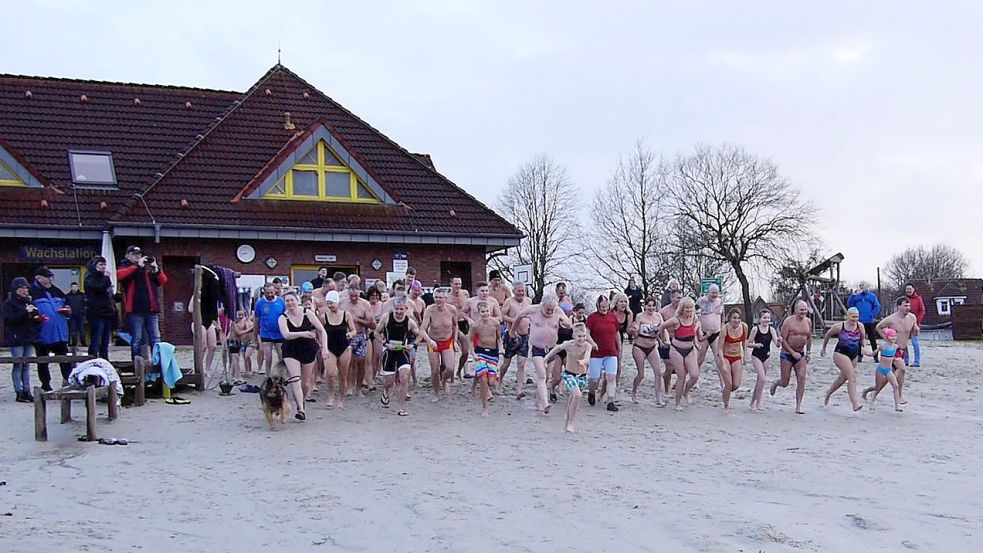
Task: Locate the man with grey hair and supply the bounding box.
[771,299,813,414]
[516,296,573,414]
[660,277,681,308]
[499,282,533,396]
[848,280,881,361]
[696,283,724,373]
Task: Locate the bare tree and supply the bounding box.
[885,244,968,290]
[666,144,817,321]
[582,140,671,299]
[664,218,735,297]
[492,155,579,303]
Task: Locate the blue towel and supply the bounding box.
[152,342,183,389]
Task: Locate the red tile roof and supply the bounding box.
[0,66,520,239]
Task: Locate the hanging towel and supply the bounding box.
[152,341,183,389]
[213,265,239,321]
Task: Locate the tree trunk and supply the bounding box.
[734,263,753,323]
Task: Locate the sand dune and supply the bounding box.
[1,341,981,552]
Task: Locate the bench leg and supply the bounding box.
[108,386,119,420]
[60,396,72,423]
[135,358,146,407]
[85,386,97,442]
[34,386,47,441]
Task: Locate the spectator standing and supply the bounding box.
[29,266,72,391]
[624,277,643,317]
[85,256,116,360]
[117,245,168,360]
[660,278,681,308]
[904,284,926,367]
[65,281,86,347]
[3,277,39,402]
[847,280,881,361]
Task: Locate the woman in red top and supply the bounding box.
[719,308,748,410]
[657,297,705,410]
[586,295,622,412]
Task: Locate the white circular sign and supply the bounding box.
[236,244,256,263]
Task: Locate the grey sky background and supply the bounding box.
[7,1,981,295]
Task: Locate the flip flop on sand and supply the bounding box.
[164,397,191,405]
[381,390,390,407]
[397,410,409,417]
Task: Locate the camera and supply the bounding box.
[144,253,156,264]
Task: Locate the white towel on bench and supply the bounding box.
[68,359,124,405]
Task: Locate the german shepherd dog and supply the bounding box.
[260,376,291,430]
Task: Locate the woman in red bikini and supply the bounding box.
[719,308,748,410]
[657,297,704,410]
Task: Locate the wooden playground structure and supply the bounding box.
[785,252,849,333]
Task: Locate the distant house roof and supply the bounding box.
[0,65,520,245]
[907,278,983,325]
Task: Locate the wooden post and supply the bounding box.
[108,386,119,420]
[192,265,203,382]
[60,394,72,423]
[85,385,97,441]
[34,386,47,441]
[134,356,146,407]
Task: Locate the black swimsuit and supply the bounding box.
[751,326,773,362]
[281,309,319,364]
[382,313,411,375]
[324,311,350,358]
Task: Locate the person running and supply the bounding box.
[586,295,621,412]
[719,308,748,410]
[770,300,813,414]
[420,288,459,402]
[625,278,644,318]
[318,290,357,407]
[276,290,328,421]
[341,281,375,396]
[657,297,704,410]
[867,328,905,412]
[367,286,385,384]
[516,296,573,415]
[903,284,926,367]
[820,307,867,412]
[696,284,724,377]
[660,278,681,308]
[254,283,285,375]
[847,281,881,361]
[611,292,633,380]
[543,323,592,433]
[628,296,666,406]
[462,282,502,378]
[659,290,683,395]
[863,297,919,404]
[469,301,502,417]
[747,309,780,411]
[488,270,512,306]
[555,282,574,315]
[375,296,435,417]
[499,282,532,396]
[230,310,255,379]
[447,277,472,379]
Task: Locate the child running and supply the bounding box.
[469,301,502,417]
[870,328,904,412]
[543,323,592,433]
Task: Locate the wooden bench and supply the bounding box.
[34,384,119,442]
[0,353,96,366]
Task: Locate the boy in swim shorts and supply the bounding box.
[544,323,591,433]
[469,301,502,417]
[870,328,904,412]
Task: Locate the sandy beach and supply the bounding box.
[1,340,981,553]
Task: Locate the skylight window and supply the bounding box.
[68,151,117,187]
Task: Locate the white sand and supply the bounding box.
[1,341,981,552]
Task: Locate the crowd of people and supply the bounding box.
[4,252,927,432]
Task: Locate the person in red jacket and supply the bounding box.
[118,245,168,360]
[904,284,925,367]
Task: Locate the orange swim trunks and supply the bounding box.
[429,337,455,353]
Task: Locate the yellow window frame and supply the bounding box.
[263,141,380,203]
[0,159,26,187]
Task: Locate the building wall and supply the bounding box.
[0,237,489,345]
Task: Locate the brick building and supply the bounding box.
[904,278,983,327]
[0,65,521,344]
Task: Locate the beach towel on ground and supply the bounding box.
[152,342,183,389]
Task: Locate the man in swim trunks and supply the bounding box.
[469,301,502,417]
[499,282,532,396]
[696,284,725,374]
[864,297,919,404]
[771,300,812,414]
[312,276,336,310]
[341,280,376,393]
[488,270,513,306]
[516,296,573,414]
[421,288,459,402]
[660,290,683,394]
[447,277,471,379]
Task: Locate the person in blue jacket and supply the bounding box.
[847,280,881,361]
[29,266,73,391]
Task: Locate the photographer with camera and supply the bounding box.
[3,277,41,402]
[118,245,168,361]
[29,267,72,391]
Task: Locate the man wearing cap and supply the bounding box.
[488,270,512,307]
[117,245,168,360]
[30,266,72,391]
[310,266,329,290]
[3,277,39,401]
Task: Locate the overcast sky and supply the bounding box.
[7,1,981,294]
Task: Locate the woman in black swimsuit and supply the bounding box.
[747,310,780,412]
[318,290,356,408]
[277,291,328,421]
[628,297,666,406]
